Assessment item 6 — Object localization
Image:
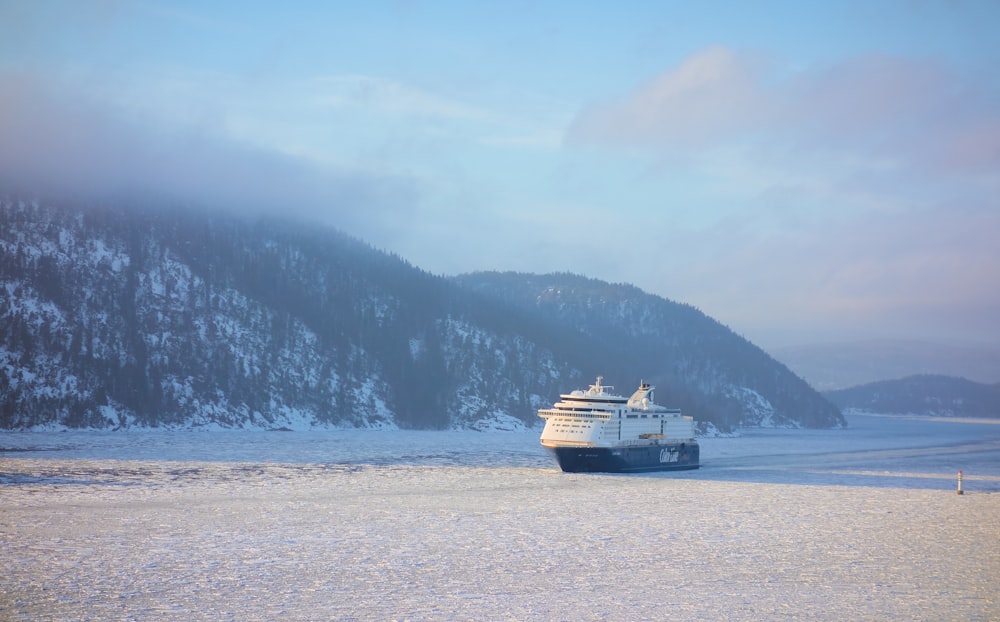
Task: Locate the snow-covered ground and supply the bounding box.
[2,413,999,620]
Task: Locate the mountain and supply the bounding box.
[824,375,1000,418]
[772,339,1000,391]
[452,272,844,430]
[1,197,844,431]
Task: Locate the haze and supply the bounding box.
[2,1,998,349]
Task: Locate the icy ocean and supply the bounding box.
[2,413,999,621]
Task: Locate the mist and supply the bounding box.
[0,73,418,238]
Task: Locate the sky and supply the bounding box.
[1,1,999,350]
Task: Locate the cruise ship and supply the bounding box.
[539,377,699,473]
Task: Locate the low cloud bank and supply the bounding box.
[0,73,418,232]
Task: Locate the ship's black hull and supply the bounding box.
[547,441,699,473]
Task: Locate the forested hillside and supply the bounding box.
[824,375,1000,418]
[1,197,843,431]
[454,272,845,429]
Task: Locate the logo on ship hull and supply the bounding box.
[659,447,680,463]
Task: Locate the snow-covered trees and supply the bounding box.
[1,198,844,430]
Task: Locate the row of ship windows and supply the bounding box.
[553,416,679,424]
[553,410,609,418]
[555,414,655,420]
[557,413,660,421]
[555,410,674,419]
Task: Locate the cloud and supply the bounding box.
[315,74,498,123]
[567,47,1000,183]
[307,74,567,154]
[566,46,770,150]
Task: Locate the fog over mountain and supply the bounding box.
[1,197,843,431]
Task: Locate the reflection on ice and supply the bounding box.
[2,413,999,620]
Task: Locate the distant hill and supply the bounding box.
[1,196,843,431]
[824,375,1000,418]
[772,339,1000,391]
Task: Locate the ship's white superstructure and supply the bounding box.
[540,377,695,448]
[538,377,699,473]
